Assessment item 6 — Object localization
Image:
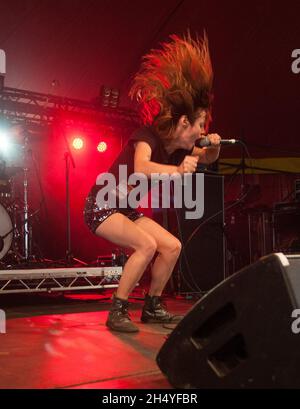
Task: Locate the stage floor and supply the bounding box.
[0,293,195,389]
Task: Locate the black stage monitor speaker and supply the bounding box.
[179,173,225,292]
[157,253,300,388]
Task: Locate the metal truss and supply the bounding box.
[0,86,140,133]
[0,266,122,294]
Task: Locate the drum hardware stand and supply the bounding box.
[63,131,87,266]
[0,208,40,264]
[219,143,297,266]
[0,132,52,266]
[2,134,44,266]
[17,134,41,264]
[23,136,30,261]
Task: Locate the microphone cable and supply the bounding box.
[173,140,254,294]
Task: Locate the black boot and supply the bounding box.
[141,294,183,324]
[106,295,139,333]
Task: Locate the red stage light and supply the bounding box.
[72,137,84,150]
[97,141,107,152]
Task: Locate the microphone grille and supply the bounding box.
[199,136,210,147]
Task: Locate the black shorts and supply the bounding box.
[83,194,144,234]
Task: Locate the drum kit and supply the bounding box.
[0,128,37,265]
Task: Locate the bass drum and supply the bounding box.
[0,203,13,260]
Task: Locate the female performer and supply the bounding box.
[84,33,221,333]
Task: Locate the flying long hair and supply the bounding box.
[129,31,213,141]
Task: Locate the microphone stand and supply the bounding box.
[63,130,87,266]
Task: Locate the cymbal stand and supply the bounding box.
[19,134,39,263]
[23,135,30,261]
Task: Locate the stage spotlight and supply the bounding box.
[97,141,107,153]
[72,137,84,150]
[0,130,11,154]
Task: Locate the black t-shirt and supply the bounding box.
[89,126,194,203]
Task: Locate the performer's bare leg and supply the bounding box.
[133,216,182,296]
[133,216,183,324]
[95,213,157,300]
[96,213,182,331]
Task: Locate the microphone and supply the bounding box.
[195,136,239,148]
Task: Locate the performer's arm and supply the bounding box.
[191,133,221,164]
[134,141,198,176]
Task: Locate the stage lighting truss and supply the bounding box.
[0,86,139,134]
